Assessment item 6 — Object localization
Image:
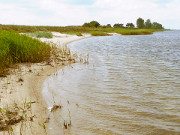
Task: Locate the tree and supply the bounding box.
[126,23,135,28]
[106,24,112,28]
[152,22,163,29]
[82,23,90,27]
[113,23,124,28]
[145,19,152,29]
[89,21,100,28]
[136,18,144,28]
[82,21,100,28]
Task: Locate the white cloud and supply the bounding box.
[37,0,91,25]
[0,0,179,29]
[0,3,38,25]
[91,0,180,29]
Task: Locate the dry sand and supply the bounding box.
[0,32,91,135]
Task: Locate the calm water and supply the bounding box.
[42,31,180,135]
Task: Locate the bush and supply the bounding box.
[152,22,163,29]
[126,23,135,28]
[113,23,124,28]
[82,21,100,28]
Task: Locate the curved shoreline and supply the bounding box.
[0,33,91,135]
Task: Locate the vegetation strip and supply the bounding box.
[0,18,165,38]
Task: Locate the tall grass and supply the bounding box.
[0,30,51,76]
[113,29,154,35]
[27,31,53,38]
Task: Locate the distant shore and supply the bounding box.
[0,32,91,135]
[0,24,166,36]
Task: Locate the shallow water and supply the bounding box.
[42,31,180,135]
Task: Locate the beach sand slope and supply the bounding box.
[0,32,91,135]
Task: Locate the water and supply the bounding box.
[42,31,180,135]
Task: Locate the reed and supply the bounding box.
[0,30,51,76]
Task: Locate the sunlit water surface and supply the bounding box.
[43,31,180,135]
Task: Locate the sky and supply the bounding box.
[0,0,179,29]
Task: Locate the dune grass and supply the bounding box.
[0,30,51,76]
[61,31,83,36]
[27,31,53,38]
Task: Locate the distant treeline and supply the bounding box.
[83,18,164,29]
[0,19,165,37]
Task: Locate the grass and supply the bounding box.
[89,31,110,36]
[0,25,165,76]
[61,31,83,36]
[27,31,53,38]
[0,25,165,36]
[113,29,154,35]
[0,99,49,134]
[0,30,51,76]
[0,100,32,132]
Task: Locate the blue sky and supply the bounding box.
[0,0,179,29]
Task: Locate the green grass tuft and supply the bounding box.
[0,30,51,76]
[27,31,53,38]
[89,31,109,36]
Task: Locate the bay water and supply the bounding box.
[43,31,180,135]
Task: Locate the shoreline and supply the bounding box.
[0,32,91,135]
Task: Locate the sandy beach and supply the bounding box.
[0,32,91,135]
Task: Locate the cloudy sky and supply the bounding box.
[0,0,179,29]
